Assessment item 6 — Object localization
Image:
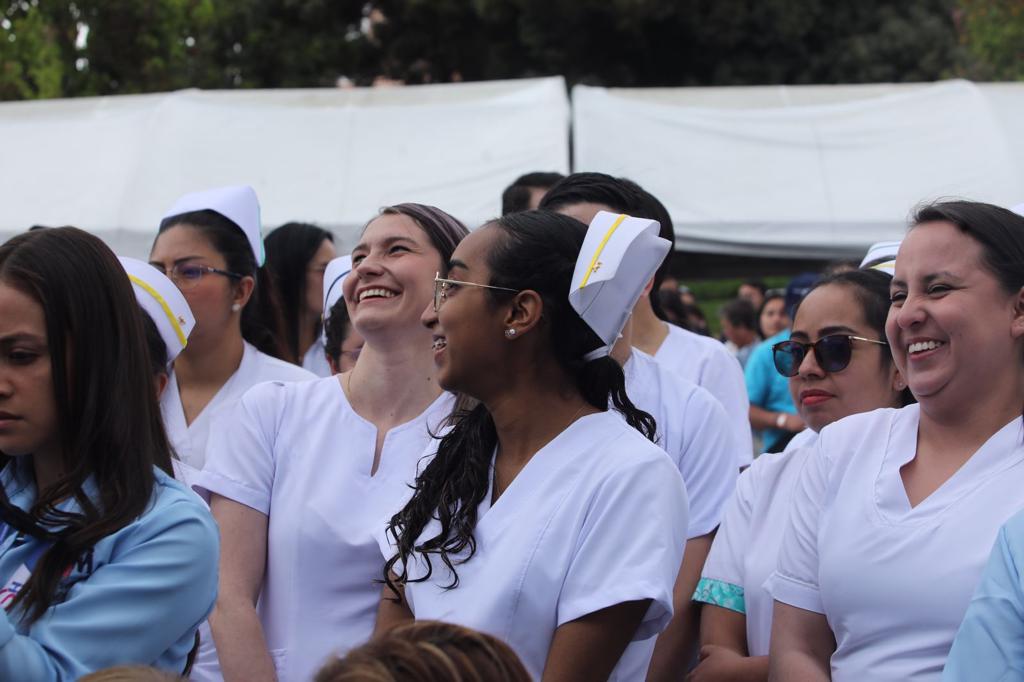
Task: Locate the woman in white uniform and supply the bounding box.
[376,210,689,681]
[768,200,1024,681]
[262,222,337,377]
[0,227,218,679]
[149,186,315,474]
[689,268,910,681]
[196,204,468,682]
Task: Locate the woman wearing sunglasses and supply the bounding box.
[149,186,316,477]
[689,268,908,682]
[769,201,1024,681]
[376,210,688,681]
[196,204,466,682]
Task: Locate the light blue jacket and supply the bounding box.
[944,509,1024,681]
[0,460,219,680]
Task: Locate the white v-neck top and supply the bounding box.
[197,377,453,682]
[624,349,738,538]
[768,405,1024,681]
[697,435,818,656]
[653,325,753,466]
[161,341,316,470]
[390,410,689,681]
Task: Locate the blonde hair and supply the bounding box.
[79,666,182,682]
[316,620,530,682]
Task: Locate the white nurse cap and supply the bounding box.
[859,240,901,276]
[569,211,671,361]
[162,185,264,266]
[321,255,353,344]
[119,257,196,365]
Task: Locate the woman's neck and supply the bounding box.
[631,301,670,356]
[32,449,65,493]
[485,357,596,467]
[296,309,318,362]
[918,373,1024,461]
[344,332,442,427]
[175,328,246,389]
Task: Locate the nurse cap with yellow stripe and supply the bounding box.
[119,257,196,365]
[162,185,264,266]
[859,240,901,276]
[321,255,353,344]
[569,211,671,361]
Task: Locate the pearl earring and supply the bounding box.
[504,328,517,339]
[231,303,241,312]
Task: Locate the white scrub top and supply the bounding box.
[624,349,737,538]
[653,324,753,466]
[302,337,334,378]
[695,435,818,657]
[390,410,689,681]
[782,426,817,454]
[197,377,453,682]
[161,341,316,469]
[768,405,1024,681]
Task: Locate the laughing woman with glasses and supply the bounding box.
[689,268,910,682]
[768,201,1024,681]
[196,204,466,682]
[148,186,316,478]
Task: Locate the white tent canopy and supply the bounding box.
[573,80,1024,258]
[0,77,570,257]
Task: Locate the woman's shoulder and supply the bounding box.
[582,411,684,479]
[143,468,219,542]
[244,343,319,384]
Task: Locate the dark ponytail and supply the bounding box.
[158,210,286,359]
[384,210,655,598]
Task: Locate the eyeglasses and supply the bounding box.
[772,334,888,377]
[433,272,519,312]
[156,264,244,290]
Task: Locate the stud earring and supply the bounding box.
[504,328,517,339]
[231,303,241,313]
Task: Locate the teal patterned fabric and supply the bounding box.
[693,577,746,614]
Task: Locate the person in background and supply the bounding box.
[691,269,910,682]
[149,186,316,473]
[263,222,337,377]
[501,171,566,214]
[315,621,531,682]
[0,227,218,679]
[539,172,753,467]
[657,288,689,329]
[757,290,788,340]
[769,201,1024,681]
[682,303,711,336]
[745,276,817,453]
[738,280,766,310]
[720,298,759,369]
[321,255,364,375]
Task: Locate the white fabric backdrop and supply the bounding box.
[0,77,570,257]
[573,79,1024,258]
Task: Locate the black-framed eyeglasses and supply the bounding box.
[772,334,888,377]
[156,264,244,290]
[433,272,519,312]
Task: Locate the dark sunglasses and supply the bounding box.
[772,334,888,377]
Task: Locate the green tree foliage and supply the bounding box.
[0,0,1018,102]
[955,0,1024,80]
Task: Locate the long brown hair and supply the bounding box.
[0,227,173,623]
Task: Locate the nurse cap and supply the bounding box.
[1011,202,1024,217]
[321,255,353,344]
[569,211,671,361]
[859,240,901,276]
[118,257,196,365]
[162,185,264,266]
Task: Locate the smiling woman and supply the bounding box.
[195,203,468,682]
[0,227,218,679]
[767,201,1024,682]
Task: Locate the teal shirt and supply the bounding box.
[0,461,219,680]
[944,510,1024,680]
[744,330,797,450]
